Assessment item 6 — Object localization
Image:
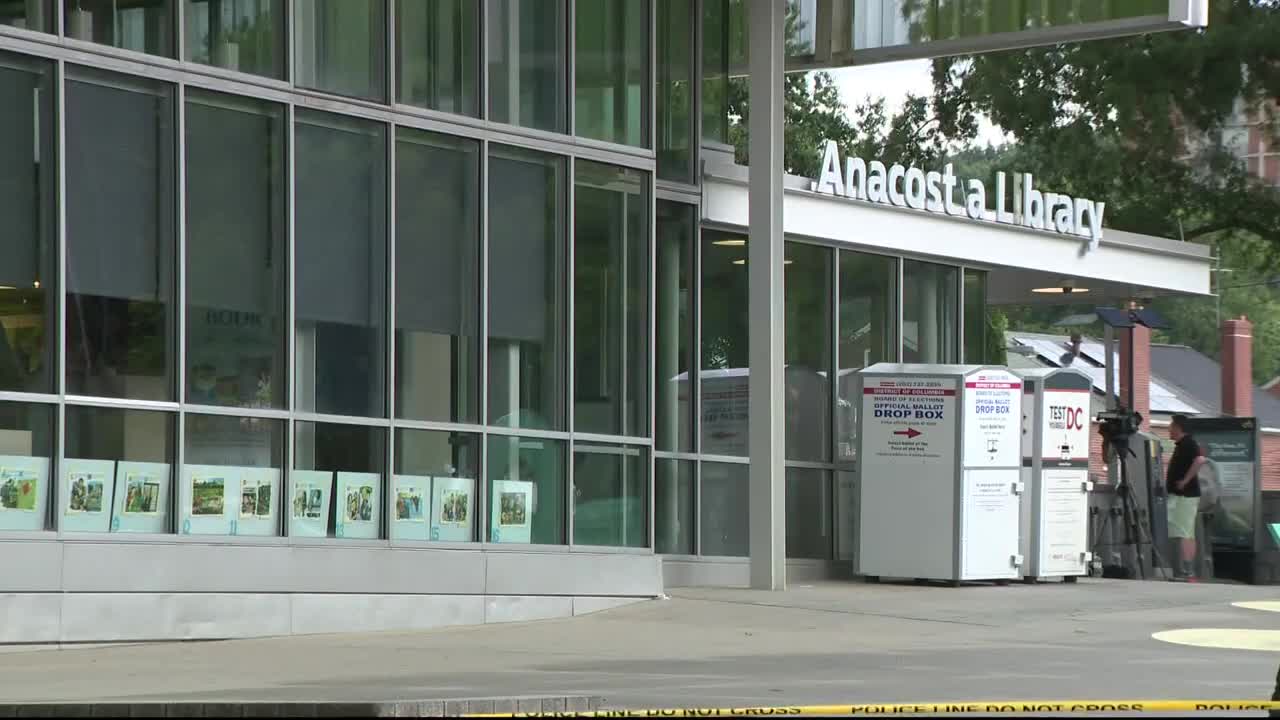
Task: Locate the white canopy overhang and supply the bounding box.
[701,167,1211,305]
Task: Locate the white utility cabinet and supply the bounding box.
[854,364,1024,584]
[1016,367,1094,581]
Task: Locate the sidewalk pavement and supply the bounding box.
[0,579,1277,711]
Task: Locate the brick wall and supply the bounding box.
[1119,326,1151,429]
[1265,433,1280,492]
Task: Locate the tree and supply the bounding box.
[929,0,1280,383]
[929,0,1280,250]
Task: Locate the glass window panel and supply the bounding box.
[1,0,51,32]
[575,0,648,147]
[655,201,693,453]
[295,110,387,418]
[486,0,565,132]
[573,443,647,548]
[893,0,1169,48]
[0,401,54,532]
[185,0,285,78]
[394,129,479,424]
[64,406,174,534]
[785,466,831,559]
[185,90,286,410]
[293,0,387,101]
[393,428,479,542]
[65,0,173,56]
[785,242,831,463]
[182,414,284,536]
[654,457,692,554]
[699,460,745,556]
[574,161,649,437]
[700,230,748,456]
[0,54,54,394]
[903,260,959,364]
[836,250,896,463]
[65,69,175,401]
[656,0,693,182]
[486,435,565,545]
[395,0,478,116]
[293,421,386,538]
[487,146,566,430]
[701,0,728,144]
[963,269,987,364]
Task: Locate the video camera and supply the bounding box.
[1097,407,1143,458]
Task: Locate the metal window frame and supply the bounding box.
[2,0,666,554]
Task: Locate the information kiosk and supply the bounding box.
[855,364,1023,585]
[1017,367,1093,582]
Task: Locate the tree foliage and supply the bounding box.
[928,0,1280,383]
[722,0,1280,383]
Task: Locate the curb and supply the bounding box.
[0,696,601,717]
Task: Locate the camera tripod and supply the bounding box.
[1092,439,1170,580]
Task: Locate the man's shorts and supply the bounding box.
[1167,495,1198,539]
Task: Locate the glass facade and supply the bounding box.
[394,129,480,424]
[395,0,477,115]
[186,0,285,78]
[487,146,566,431]
[487,0,565,133]
[903,259,959,364]
[576,0,649,147]
[0,1,993,564]
[1,1,51,32]
[655,201,694,453]
[185,89,286,409]
[65,68,175,402]
[0,53,54,394]
[295,110,387,419]
[574,161,649,438]
[295,0,387,101]
[836,250,897,463]
[963,269,988,364]
[700,230,748,456]
[656,0,694,182]
[66,0,173,56]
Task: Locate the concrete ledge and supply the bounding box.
[0,593,653,644]
[0,696,601,717]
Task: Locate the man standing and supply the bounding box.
[1166,414,1207,581]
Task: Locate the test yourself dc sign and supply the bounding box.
[1018,367,1094,581]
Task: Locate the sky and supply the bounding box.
[828,58,1012,148]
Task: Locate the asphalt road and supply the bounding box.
[0,579,1277,710]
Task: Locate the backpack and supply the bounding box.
[1196,457,1221,513]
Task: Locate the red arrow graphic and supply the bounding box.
[893,428,922,439]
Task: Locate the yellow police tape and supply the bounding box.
[466,700,1280,717]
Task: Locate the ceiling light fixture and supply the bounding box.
[713,238,746,247]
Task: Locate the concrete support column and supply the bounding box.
[747,0,786,591]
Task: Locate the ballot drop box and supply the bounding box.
[854,364,1024,583]
[1016,367,1093,581]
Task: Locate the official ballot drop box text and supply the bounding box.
[1017,367,1093,581]
[854,364,1024,583]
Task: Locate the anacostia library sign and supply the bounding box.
[809,140,1106,251]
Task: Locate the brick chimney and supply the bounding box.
[1119,323,1151,429]
[1221,316,1253,417]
